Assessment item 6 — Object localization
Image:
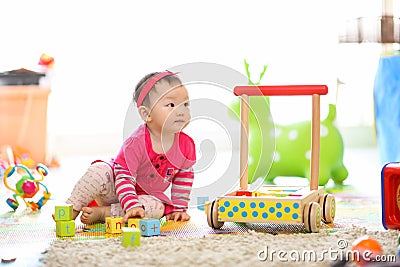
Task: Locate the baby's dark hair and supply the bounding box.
[134,72,182,106]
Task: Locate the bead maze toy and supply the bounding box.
[206,85,336,233]
[3,163,51,211]
[381,162,400,230]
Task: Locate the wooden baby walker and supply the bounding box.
[205,85,335,233]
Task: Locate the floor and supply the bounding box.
[340,146,383,198]
[0,146,386,266]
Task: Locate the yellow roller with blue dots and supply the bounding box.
[205,85,335,233]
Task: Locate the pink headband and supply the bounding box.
[136,70,177,107]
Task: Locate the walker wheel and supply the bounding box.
[303,202,321,233]
[319,194,335,223]
[206,200,224,229]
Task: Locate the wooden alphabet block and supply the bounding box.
[121,227,140,247]
[127,218,141,229]
[54,205,73,221]
[105,216,123,234]
[139,219,160,236]
[56,220,75,237]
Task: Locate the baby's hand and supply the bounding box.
[122,206,145,223]
[165,211,190,222]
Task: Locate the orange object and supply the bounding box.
[351,235,383,266]
[0,86,51,163]
[38,53,55,68]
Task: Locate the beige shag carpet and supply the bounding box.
[40,226,399,267]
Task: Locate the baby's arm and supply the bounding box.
[122,206,145,223]
[167,168,193,222]
[168,167,194,219]
[166,133,196,221]
[114,163,144,222]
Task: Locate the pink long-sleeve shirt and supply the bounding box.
[113,124,196,215]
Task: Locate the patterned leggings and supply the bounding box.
[66,161,165,219]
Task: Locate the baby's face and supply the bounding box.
[147,80,191,134]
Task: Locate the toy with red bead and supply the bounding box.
[3,163,51,211]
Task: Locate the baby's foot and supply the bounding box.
[80,206,110,224]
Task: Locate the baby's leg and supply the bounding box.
[138,195,165,219]
[66,161,115,223]
[104,195,165,220]
[78,194,165,222]
[79,202,123,224]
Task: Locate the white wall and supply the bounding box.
[1,1,352,155]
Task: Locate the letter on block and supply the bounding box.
[56,220,75,237]
[54,205,73,221]
[122,227,140,247]
[127,218,141,229]
[105,216,123,234]
[140,219,160,236]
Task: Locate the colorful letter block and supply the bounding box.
[121,227,140,247]
[56,220,75,237]
[54,205,73,221]
[127,218,141,229]
[105,216,123,234]
[140,219,160,236]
